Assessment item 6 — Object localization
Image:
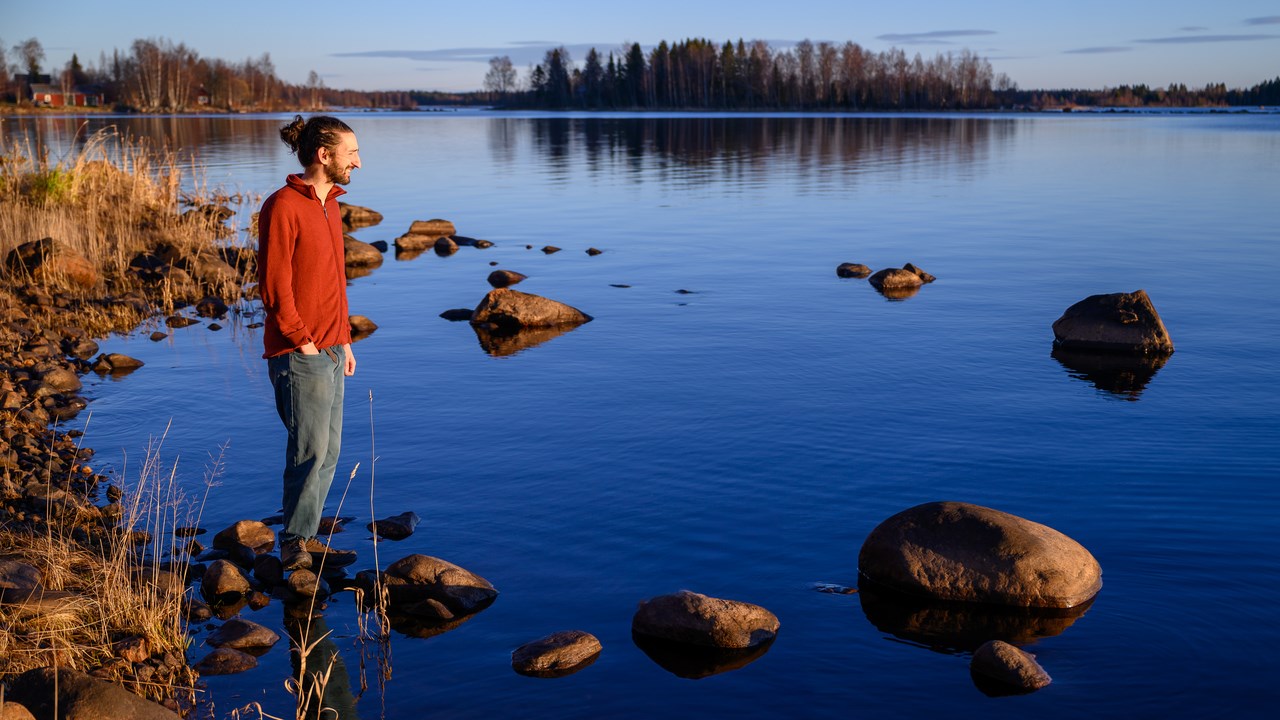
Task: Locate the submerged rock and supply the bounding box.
[858,501,1102,609]
[1052,289,1174,354]
[631,590,779,649]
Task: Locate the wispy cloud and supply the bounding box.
[333,43,611,66]
[1064,46,1132,55]
[1244,16,1280,25]
[876,30,997,45]
[1134,34,1277,44]
[1179,26,1209,32]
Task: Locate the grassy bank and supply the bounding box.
[0,127,253,712]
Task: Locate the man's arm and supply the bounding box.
[258,198,316,352]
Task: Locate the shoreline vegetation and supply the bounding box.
[0,129,253,715]
[2,35,1277,115]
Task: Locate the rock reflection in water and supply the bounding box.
[388,611,477,640]
[632,632,774,679]
[857,583,1092,653]
[875,285,921,301]
[1052,347,1170,399]
[472,323,581,357]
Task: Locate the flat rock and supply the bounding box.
[207,617,281,650]
[1052,289,1174,354]
[440,308,474,322]
[858,501,1102,608]
[195,296,228,318]
[0,560,42,593]
[409,219,457,237]
[971,640,1052,693]
[631,590,779,649]
[512,630,602,677]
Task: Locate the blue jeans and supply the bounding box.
[268,347,345,542]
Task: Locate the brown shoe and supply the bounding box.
[301,538,357,569]
[280,537,312,571]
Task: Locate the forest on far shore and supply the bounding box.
[4,34,1278,113]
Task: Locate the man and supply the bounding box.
[259,115,361,572]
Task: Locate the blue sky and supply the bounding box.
[5,0,1278,91]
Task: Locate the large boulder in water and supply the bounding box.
[631,590,779,649]
[380,554,498,615]
[1052,289,1173,354]
[471,288,592,330]
[858,501,1101,609]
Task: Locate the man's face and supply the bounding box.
[322,132,361,185]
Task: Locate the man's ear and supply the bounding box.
[314,145,331,165]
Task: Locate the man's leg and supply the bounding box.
[270,350,343,543]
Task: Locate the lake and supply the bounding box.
[4,110,1279,719]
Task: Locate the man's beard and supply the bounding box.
[324,158,351,185]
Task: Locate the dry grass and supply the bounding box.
[0,429,209,707]
[0,124,256,332]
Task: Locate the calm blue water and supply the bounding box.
[5,111,1279,719]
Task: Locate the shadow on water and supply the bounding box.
[1051,347,1171,400]
[857,582,1094,655]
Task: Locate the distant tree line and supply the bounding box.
[3,34,1275,113]
[1007,77,1280,109]
[0,36,468,112]
[497,39,1009,110]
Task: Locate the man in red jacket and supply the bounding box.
[259,115,361,572]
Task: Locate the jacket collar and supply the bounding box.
[285,173,347,203]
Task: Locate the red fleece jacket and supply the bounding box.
[258,174,351,358]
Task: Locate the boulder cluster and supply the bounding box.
[837,261,937,299]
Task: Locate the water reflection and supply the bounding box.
[857,583,1092,654]
[632,633,774,679]
[1052,348,1170,400]
[285,614,361,720]
[498,116,1014,189]
[471,323,582,357]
